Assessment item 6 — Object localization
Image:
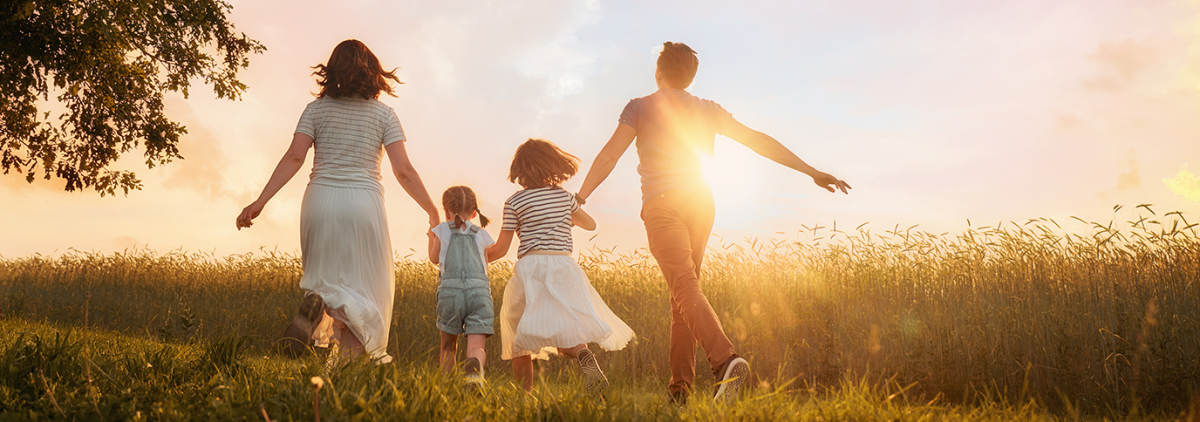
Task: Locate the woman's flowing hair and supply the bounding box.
[312,39,402,99]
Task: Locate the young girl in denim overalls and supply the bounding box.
[428,186,495,386]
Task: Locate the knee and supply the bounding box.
[670,281,705,302]
[672,290,710,312]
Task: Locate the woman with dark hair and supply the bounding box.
[237,39,440,363]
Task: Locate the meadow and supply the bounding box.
[1,205,1197,420]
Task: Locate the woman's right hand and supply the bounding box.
[236,201,265,230]
[428,212,441,230]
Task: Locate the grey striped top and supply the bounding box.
[295,96,405,193]
[501,187,580,257]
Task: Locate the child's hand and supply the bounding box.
[571,208,597,231]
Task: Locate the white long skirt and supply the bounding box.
[500,253,635,360]
[299,183,394,362]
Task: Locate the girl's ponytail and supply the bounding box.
[456,188,468,230]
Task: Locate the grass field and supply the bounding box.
[1,206,1198,420]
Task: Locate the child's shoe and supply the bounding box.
[576,349,609,399]
[464,357,485,392]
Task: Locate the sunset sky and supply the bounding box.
[3,0,1200,259]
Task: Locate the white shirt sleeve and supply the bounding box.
[383,107,405,146]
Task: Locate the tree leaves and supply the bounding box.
[0,0,264,196]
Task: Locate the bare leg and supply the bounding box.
[556,344,587,359]
[439,331,459,373]
[513,355,534,392]
[465,334,487,367]
[333,319,366,358]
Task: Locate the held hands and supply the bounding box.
[812,172,852,194]
[236,200,265,230]
[428,212,441,230]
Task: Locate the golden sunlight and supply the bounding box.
[700,143,769,226]
[1164,165,1200,202]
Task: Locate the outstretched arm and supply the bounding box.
[485,230,515,262]
[723,118,851,194]
[385,141,441,229]
[577,123,636,202]
[236,132,314,230]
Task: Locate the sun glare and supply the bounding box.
[700,142,769,228]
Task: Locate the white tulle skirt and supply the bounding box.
[298,183,394,362]
[500,253,635,360]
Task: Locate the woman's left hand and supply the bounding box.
[237,201,265,230]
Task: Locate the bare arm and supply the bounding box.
[427,231,441,265]
[485,230,515,262]
[577,123,636,201]
[572,208,596,231]
[236,132,314,230]
[385,141,442,228]
[722,118,851,194]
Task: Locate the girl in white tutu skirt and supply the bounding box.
[485,139,634,395]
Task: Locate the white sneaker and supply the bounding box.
[712,357,749,403]
[464,357,485,392]
[577,349,609,398]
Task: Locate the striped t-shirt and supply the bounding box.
[501,187,580,257]
[295,96,405,193]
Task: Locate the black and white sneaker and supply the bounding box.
[712,356,750,403]
[281,293,325,358]
[576,349,609,398]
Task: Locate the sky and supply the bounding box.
[3,0,1200,259]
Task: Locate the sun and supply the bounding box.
[699,141,769,227]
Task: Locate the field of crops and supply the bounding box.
[1,206,1197,420]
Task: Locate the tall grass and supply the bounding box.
[1,206,1197,415]
[1,318,1091,421]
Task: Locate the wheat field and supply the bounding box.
[1,205,1197,419]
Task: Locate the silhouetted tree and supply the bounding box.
[0,0,264,195]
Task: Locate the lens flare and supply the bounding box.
[1163,166,1200,202]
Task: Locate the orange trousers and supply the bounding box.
[641,189,736,395]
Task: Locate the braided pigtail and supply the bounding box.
[442,186,463,230]
[442,185,487,229]
[455,188,467,230]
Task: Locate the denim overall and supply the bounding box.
[436,223,495,335]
